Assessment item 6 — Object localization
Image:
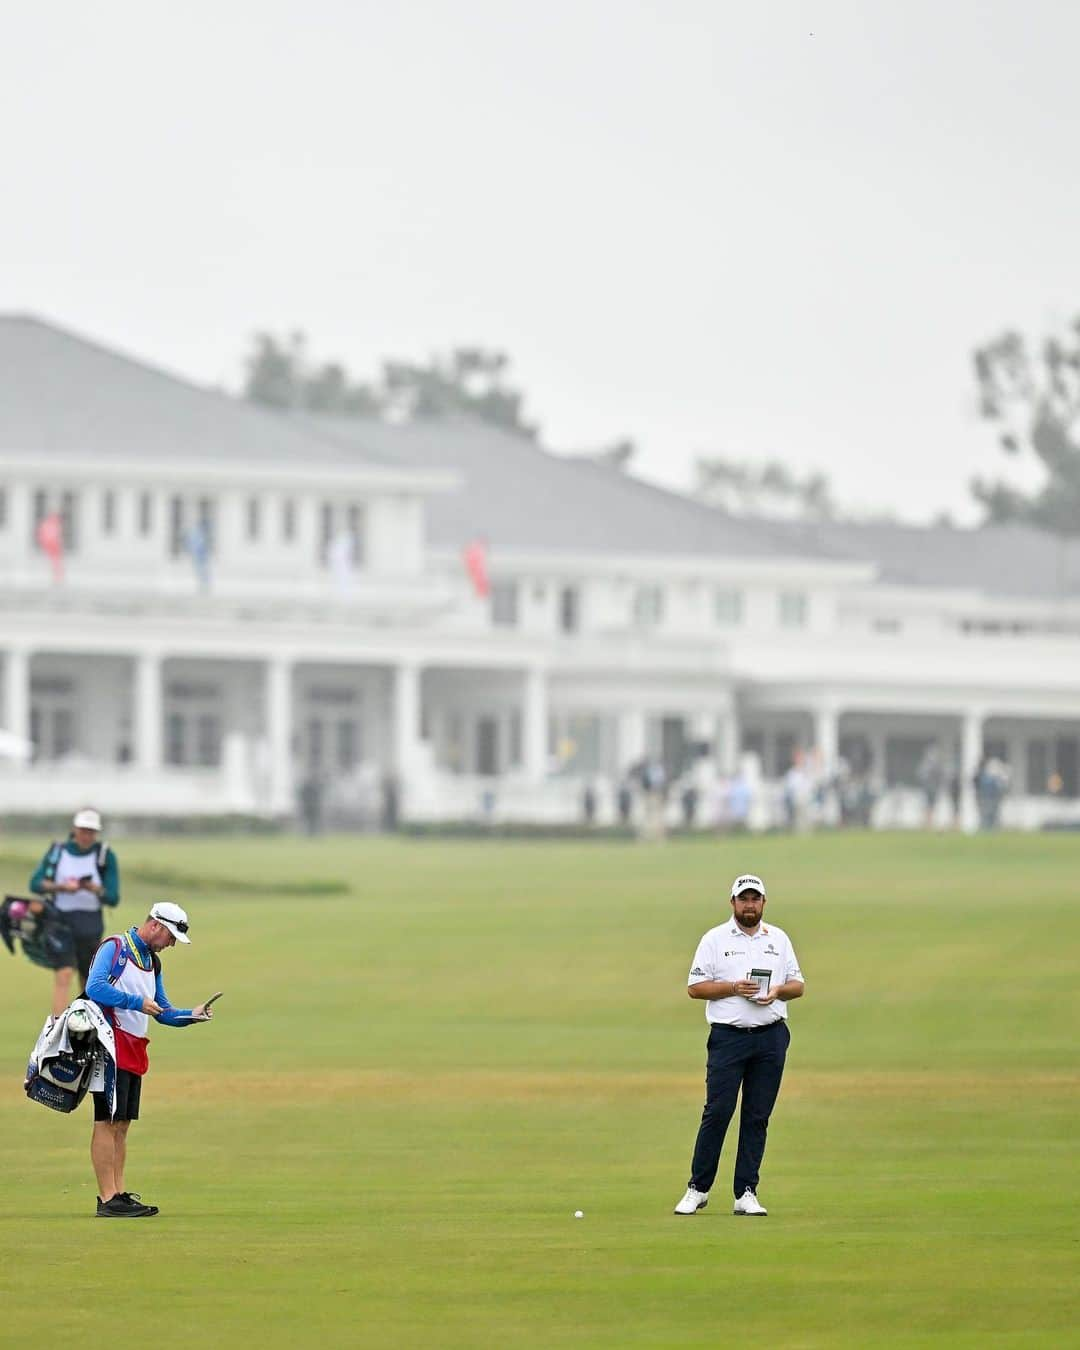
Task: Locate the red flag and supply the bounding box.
[462,538,490,598]
[36,512,64,582]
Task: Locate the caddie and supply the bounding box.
[673,872,805,1218]
[29,807,120,1015]
[84,902,219,1219]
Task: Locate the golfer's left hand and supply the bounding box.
[191,1003,214,1021]
[754,987,781,1005]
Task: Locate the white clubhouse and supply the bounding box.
[2,315,1079,831]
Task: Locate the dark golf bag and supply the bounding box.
[26,1046,95,1113]
[1,895,76,971]
[25,1002,116,1115]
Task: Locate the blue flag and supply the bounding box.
[184,521,211,592]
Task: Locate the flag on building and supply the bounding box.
[36,512,64,582]
[184,520,212,592]
[463,538,489,598]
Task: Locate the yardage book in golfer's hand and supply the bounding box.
[747,969,772,999]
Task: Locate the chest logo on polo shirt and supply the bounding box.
[765,944,779,956]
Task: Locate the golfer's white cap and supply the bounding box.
[72,807,102,831]
[150,901,191,943]
[731,873,766,898]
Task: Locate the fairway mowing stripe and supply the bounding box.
[145,1067,1080,1106]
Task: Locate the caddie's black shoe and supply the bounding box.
[96,1193,156,1218]
[118,1191,159,1216]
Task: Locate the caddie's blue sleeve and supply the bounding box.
[86,941,144,1011]
[152,969,197,1026]
[28,848,52,896]
[100,851,120,907]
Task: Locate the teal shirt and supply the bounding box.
[29,838,120,907]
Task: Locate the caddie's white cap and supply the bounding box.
[149,901,191,943]
[72,807,102,831]
[731,873,766,898]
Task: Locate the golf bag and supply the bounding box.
[25,1000,117,1116]
[1,894,76,971]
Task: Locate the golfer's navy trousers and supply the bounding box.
[688,1020,790,1197]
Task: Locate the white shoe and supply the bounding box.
[673,1186,709,1215]
[733,1188,767,1216]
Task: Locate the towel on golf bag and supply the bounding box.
[25,999,117,1117]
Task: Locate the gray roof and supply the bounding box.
[0,314,392,470]
[301,415,837,563]
[305,417,1080,600]
[5,315,1076,599]
[769,518,1080,602]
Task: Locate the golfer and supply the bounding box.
[674,873,804,1217]
[85,902,218,1218]
[29,807,120,1015]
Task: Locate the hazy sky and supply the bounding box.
[3,0,1078,522]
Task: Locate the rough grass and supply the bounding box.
[0,831,1077,1348]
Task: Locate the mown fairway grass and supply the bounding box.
[0,831,1076,1348]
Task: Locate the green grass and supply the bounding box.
[0,832,1077,1347]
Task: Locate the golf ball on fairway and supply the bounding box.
[574,1210,584,1219]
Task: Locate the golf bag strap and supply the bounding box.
[43,841,63,880]
[102,934,160,984]
[102,936,126,985]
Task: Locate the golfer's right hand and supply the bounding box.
[732,980,761,998]
[141,996,164,1015]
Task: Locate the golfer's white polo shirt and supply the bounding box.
[688,919,804,1027]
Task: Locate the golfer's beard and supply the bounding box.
[735,910,762,930]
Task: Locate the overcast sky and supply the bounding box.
[3,0,1078,523]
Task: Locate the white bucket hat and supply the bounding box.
[149,901,191,943]
[72,808,102,831]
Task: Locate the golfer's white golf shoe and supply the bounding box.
[673,1186,709,1215]
[733,1188,767,1216]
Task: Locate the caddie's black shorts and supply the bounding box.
[93,1069,142,1122]
[58,910,104,985]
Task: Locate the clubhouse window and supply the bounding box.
[59,491,79,553]
[31,488,47,544]
[633,585,664,629]
[491,581,519,628]
[30,488,79,553]
[778,591,808,629]
[165,710,223,767]
[347,504,367,565]
[714,588,744,626]
[318,501,366,567]
[168,495,216,559]
[559,585,580,634]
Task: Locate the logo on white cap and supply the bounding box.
[731,873,766,898]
